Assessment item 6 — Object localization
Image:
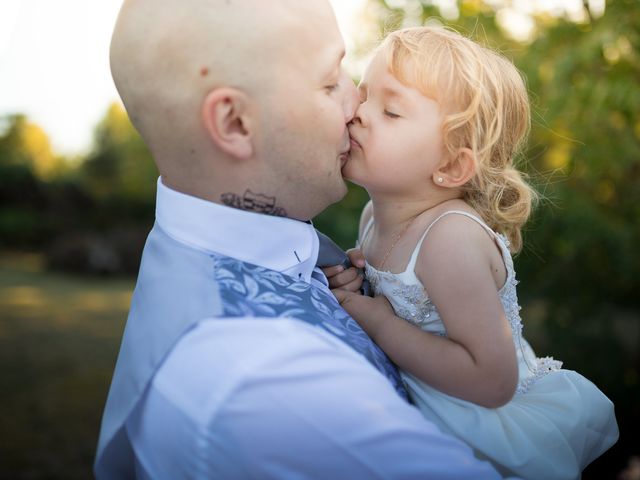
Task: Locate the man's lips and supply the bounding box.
[348,127,362,150]
[338,132,352,167]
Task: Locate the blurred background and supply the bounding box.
[1,0,638,478]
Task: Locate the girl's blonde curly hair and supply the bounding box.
[378,26,537,252]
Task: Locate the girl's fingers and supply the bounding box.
[321,264,344,278]
[346,248,366,268]
[339,275,363,292]
[327,268,360,289]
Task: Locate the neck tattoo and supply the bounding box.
[221,189,288,217]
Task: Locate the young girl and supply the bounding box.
[328,26,618,480]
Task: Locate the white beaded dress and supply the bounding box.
[363,210,619,480]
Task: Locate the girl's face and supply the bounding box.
[343,52,445,197]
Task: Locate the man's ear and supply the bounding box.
[433,147,476,187]
[201,88,254,160]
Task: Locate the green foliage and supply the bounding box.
[0,114,68,179]
[0,116,50,248]
[0,106,156,270]
[315,184,370,249]
[516,0,640,308]
[516,10,640,472]
[80,104,157,207]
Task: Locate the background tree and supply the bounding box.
[0,115,52,247]
[79,103,157,224]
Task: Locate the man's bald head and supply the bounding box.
[110,0,335,172]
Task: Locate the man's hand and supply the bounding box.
[322,248,366,292]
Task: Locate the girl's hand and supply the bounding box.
[322,248,366,292]
[332,289,395,340]
[345,248,366,269]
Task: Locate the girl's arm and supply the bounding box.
[335,215,518,408]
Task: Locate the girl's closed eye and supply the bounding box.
[325,83,339,93]
[384,109,401,118]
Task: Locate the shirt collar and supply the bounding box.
[155,177,319,282]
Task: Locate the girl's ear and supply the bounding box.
[201,87,254,160]
[433,147,476,187]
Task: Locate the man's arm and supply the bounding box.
[127,318,501,479]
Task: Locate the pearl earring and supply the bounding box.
[437,177,444,184]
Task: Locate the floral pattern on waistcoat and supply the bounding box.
[213,254,408,400]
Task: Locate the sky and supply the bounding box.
[0,0,368,155]
[0,0,601,155]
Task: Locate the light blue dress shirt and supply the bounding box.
[96,178,502,479]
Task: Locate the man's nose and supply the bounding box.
[341,73,359,123]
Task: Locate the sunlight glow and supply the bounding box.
[0,0,607,155]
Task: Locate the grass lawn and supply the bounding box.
[0,252,133,479]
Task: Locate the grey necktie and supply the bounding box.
[315,229,372,297]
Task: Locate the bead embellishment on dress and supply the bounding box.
[365,264,434,327]
[516,356,563,394]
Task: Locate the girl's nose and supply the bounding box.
[351,102,366,127]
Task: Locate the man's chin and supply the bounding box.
[340,155,356,181]
[329,177,349,205]
[339,151,350,169]
[340,165,365,190]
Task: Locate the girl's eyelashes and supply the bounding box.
[384,110,400,118]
